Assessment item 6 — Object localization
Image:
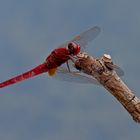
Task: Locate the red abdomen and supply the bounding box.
[0,63,48,88]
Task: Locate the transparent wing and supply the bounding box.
[71,26,101,49]
[105,62,124,76]
[57,26,101,49]
[53,60,124,85]
[113,65,124,76]
[53,67,100,85]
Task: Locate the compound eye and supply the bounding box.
[68,43,75,54]
[68,43,74,50]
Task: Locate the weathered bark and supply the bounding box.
[74,52,140,123]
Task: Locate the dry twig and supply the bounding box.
[74,52,140,123]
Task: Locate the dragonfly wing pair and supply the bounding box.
[54,62,124,85]
[57,26,101,51]
[54,67,100,85]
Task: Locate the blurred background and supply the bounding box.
[0,0,140,139]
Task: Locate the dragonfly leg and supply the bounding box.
[69,55,76,63]
[68,55,81,71]
[66,61,71,72]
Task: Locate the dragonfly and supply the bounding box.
[0,26,102,88]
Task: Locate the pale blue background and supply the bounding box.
[0,0,140,140]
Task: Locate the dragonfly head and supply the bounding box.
[67,42,80,55]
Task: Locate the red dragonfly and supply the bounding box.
[0,26,101,88]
